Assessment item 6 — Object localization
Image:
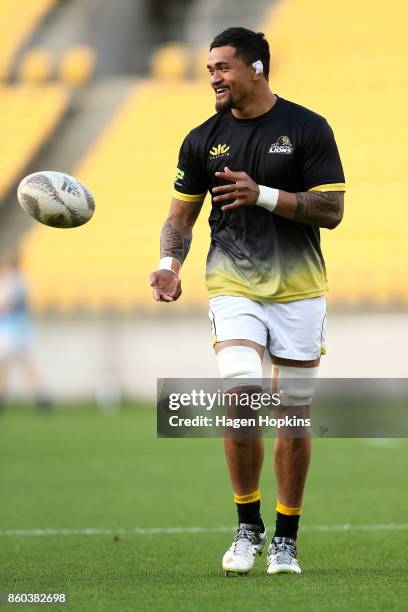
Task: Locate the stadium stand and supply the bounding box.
[22,81,213,310]
[21,0,408,309]
[262,0,408,305]
[0,0,56,81]
[0,84,69,199]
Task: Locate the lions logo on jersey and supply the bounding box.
[268,136,293,154]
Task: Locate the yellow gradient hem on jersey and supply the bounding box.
[276,501,303,516]
[205,245,328,303]
[308,183,346,192]
[234,489,261,504]
[173,189,206,202]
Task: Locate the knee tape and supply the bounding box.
[216,346,262,389]
[273,364,319,406]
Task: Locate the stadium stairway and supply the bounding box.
[23,0,186,78]
[185,0,275,47]
[26,0,98,53]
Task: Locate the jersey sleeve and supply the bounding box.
[173,131,208,202]
[300,118,346,192]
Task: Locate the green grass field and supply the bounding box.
[0,406,407,611]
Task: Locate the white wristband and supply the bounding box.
[256,185,279,212]
[158,257,180,275]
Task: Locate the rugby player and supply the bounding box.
[150,27,345,576]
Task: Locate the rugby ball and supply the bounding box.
[17,171,95,228]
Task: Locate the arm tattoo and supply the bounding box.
[160,217,192,263]
[294,191,344,229]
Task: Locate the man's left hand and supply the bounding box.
[213,167,260,211]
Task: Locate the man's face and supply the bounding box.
[207,46,253,114]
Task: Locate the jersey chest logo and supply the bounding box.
[209,143,230,159]
[268,135,293,154]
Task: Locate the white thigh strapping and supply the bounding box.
[273,364,319,406]
[216,346,263,390]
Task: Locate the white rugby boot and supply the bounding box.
[222,523,267,576]
[267,536,301,575]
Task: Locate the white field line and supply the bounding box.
[1,524,408,538]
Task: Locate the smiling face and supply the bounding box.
[207,45,255,114]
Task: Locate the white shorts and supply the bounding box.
[208,295,327,361]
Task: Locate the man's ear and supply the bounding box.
[252,60,264,77]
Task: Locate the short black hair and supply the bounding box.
[210,27,270,79]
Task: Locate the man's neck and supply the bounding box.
[231,90,277,120]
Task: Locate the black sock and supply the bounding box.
[274,511,300,540]
[236,500,265,531]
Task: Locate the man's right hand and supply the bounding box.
[149,269,182,302]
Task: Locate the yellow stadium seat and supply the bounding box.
[59,46,96,87]
[18,48,54,83]
[151,43,189,80]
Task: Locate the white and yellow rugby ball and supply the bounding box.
[17,170,95,228]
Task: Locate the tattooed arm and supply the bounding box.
[275,189,344,229]
[150,197,204,302]
[212,169,344,229]
[160,217,191,273]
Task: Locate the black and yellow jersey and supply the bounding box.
[173,95,345,303]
